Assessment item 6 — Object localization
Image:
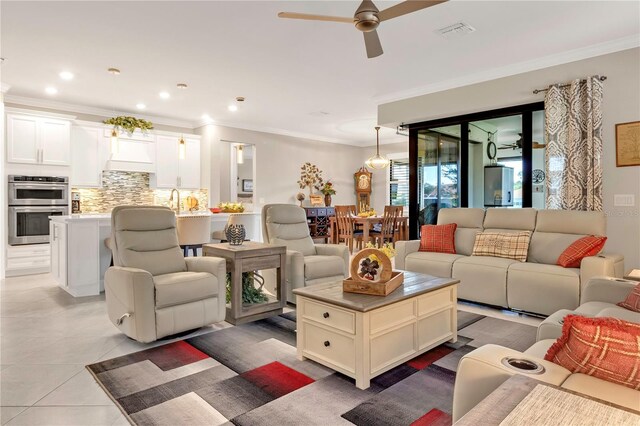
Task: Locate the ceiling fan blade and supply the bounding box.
[364,30,383,58]
[277,12,353,24]
[378,0,448,22]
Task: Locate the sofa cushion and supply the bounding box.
[452,256,518,308]
[472,231,532,262]
[557,235,607,268]
[561,374,640,412]
[528,232,585,265]
[618,283,640,313]
[405,251,464,278]
[154,271,217,309]
[524,339,554,359]
[507,263,580,315]
[264,204,316,256]
[544,315,640,390]
[419,223,457,254]
[437,208,485,256]
[304,255,345,280]
[483,208,537,231]
[598,307,640,324]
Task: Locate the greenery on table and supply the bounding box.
[103,116,154,135]
[320,180,336,196]
[226,271,269,304]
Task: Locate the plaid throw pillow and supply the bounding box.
[545,315,640,390]
[419,224,457,254]
[557,235,607,268]
[471,231,531,262]
[618,283,640,313]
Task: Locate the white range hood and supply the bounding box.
[103,129,156,173]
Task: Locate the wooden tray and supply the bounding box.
[343,271,404,296]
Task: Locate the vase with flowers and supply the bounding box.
[320,180,336,206]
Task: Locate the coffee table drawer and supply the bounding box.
[301,299,355,334]
[302,322,355,373]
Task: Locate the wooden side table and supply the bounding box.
[203,242,286,325]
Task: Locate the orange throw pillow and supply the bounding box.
[618,283,640,313]
[419,224,457,254]
[557,235,607,268]
[544,315,640,390]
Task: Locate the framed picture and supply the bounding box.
[242,179,253,192]
[309,194,324,207]
[615,121,640,167]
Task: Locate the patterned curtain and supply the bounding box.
[544,76,603,211]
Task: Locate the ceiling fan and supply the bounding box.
[499,133,546,150]
[277,0,448,58]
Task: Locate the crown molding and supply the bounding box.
[2,94,195,129]
[374,35,640,105]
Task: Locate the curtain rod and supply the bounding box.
[532,76,607,94]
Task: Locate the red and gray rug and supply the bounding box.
[87,311,536,426]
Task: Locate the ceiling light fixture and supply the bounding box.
[107,67,120,75]
[159,91,170,99]
[237,145,244,164]
[45,86,58,95]
[59,71,74,80]
[136,103,146,110]
[176,83,188,89]
[228,104,238,112]
[365,126,389,169]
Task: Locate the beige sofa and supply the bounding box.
[452,277,640,422]
[396,208,624,315]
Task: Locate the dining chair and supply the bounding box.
[335,205,363,253]
[371,205,402,246]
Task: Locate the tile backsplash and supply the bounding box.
[73,171,209,213]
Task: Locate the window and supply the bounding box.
[389,159,409,213]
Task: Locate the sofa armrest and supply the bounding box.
[580,253,624,286]
[286,250,305,303]
[185,256,226,280]
[452,344,571,423]
[394,240,421,270]
[104,266,157,343]
[315,244,349,276]
[580,276,636,305]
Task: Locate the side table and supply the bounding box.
[203,242,286,325]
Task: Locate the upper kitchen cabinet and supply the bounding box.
[152,135,201,189]
[6,110,73,166]
[71,126,108,187]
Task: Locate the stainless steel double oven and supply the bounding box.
[8,175,69,245]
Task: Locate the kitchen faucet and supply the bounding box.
[169,188,181,214]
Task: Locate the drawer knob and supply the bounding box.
[324,340,331,347]
[323,312,330,319]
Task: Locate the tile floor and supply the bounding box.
[0,273,541,425]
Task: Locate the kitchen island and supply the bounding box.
[49,210,262,297]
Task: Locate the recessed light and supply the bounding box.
[177,83,188,89]
[45,86,58,95]
[228,105,238,112]
[136,103,146,110]
[107,67,120,75]
[59,71,74,81]
[159,91,170,99]
[202,114,212,121]
[236,96,245,102]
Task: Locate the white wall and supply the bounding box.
[379,48,640,269]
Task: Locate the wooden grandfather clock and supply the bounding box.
[354,166,372,213]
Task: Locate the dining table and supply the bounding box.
[328,215,409,245]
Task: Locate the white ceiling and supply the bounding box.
[1,1,639,147]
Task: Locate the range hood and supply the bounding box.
[103,129,156,173]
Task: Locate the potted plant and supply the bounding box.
[320,180,336,206]
[103,116,154,135]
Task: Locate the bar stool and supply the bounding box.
[177,215,211,257]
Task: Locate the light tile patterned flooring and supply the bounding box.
[0,273,541,425]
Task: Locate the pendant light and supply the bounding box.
[178,136,186,159]
[237,145,244,164]
[365,126,389,169]
[110,129,119,154]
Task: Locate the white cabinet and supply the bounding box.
[71,127,106,187]
[153,136,201,189]
[5,244,51,277]
[50,222,67,286]
[6,113,71,165]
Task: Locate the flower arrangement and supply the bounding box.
[297,162,324,195]
[320,180,336,196]
[103,116,154,135]
[365,241,396,259]
[219,202,244,213]
[357,209,377,218]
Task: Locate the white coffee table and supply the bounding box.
[293,271,459,389]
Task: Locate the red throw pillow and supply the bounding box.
[544,315,640,390]
[618,283,640,313]
[557,235,607,268]
[419,224,457,254]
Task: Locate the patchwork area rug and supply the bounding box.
[87,311,536,426]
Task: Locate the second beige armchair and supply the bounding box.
[262,204,349,303]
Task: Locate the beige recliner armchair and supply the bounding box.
[105,206,226,343]
[262,204,349,303]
